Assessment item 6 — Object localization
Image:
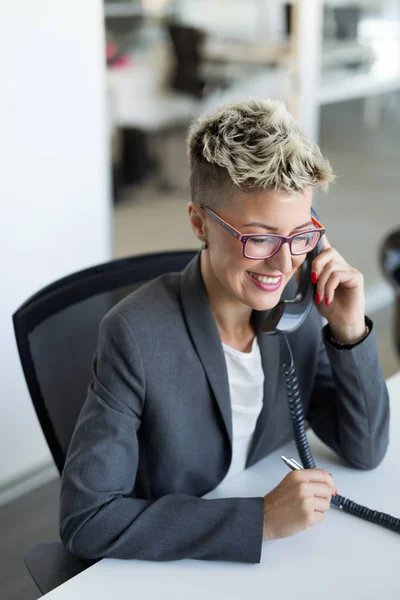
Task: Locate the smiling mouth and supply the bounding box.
[247,271,282,284]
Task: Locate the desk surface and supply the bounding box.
[45,372,400,599]
[203,38,289,65]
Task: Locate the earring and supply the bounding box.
[202,241,209,250]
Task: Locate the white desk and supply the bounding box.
[44,372,400,599]
[203,38,289,66]
[203,38,375,70]
[107,62,202,132]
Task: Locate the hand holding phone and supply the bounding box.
[262,208,366,341]
[311,235,366,344]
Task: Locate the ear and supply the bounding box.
[188,203,207,243]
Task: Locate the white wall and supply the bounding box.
[0,1,111,495]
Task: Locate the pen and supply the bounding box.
[281,456,303,471]
[281,456,342,509]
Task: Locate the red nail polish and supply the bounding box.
[315,292,321,304]
[311,271,318,284]
[324,297,330,306]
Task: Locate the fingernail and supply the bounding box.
[311,271,318,284]
[324,297,330,306]
[335,491,339,497]
[315,292,321,304]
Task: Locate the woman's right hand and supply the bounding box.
[262,469,337,540]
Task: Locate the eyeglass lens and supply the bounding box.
[245,231,321,259]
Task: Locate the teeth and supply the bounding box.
[249,272,280,284]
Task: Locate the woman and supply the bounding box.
[60,99,389,564]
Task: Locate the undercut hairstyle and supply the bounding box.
[187,98,334,208]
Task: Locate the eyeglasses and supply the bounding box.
[200,205,325,260]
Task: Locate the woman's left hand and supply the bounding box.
[311,236,366,344]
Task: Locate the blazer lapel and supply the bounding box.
[180,254,233,447]
[180,255,297,465]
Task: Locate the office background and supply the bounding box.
[0,0,399,598]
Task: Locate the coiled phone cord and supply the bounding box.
[281,335,400,534]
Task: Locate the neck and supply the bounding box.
[200,252,254,346]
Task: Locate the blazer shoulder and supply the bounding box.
[105,271,183,328]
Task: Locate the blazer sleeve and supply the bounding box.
[307,316,390,470]
[59,310,264,563]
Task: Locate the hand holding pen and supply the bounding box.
[262,458,339,540]
[281,456,342,509]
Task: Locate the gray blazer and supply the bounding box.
[60,253,389,564]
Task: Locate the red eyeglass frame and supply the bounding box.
[199,205,326,259]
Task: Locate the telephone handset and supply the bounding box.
[260,208,400,534]
[262,207,322,335]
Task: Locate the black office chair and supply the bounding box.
[166,21,232,99]
[380,229,400,360]
[12,250,197,595]
[167,22,206,98]
[332,6,361,41]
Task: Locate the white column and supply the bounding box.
[288,0,324,142]
[0,0,111,500]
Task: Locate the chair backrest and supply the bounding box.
[333,6,361,40]
[166,21,206,97]
[13,250,197,475]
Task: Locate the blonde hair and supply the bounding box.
[187,98,334,207]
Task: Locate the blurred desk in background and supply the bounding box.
[319,60,400,106]
[203,38,289,66]
[106,55,203,192]
[107,65,201,131]
[203,37,375,69]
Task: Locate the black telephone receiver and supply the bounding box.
[261,207,322,335]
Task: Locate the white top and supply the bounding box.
[220,337,264,482]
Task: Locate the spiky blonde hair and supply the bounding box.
[187,98,334,207]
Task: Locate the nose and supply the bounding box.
[266,242,293,274]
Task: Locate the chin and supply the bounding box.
[242,289,283,312]
[250,296,282,312]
